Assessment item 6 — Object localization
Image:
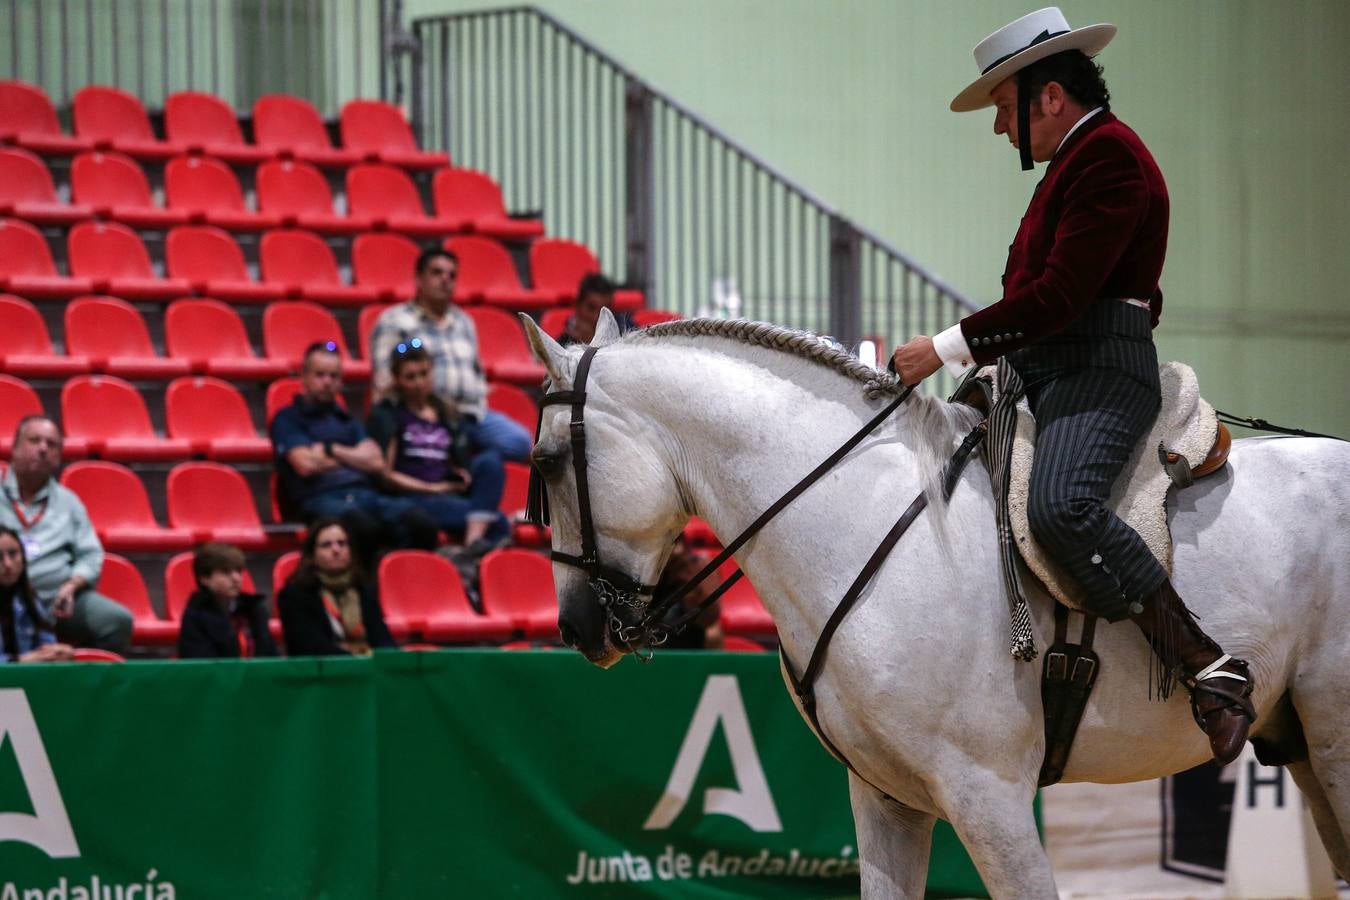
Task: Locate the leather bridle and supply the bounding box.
[527,345,966,657]
[528,347,669,651]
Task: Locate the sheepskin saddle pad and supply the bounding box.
[991,361,1220,611]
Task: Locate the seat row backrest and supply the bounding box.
[0,145,542,242]
[0,216,642,310]
[1,80,446,170]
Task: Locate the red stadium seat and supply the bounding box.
[537,308,570,340]
[164,225,285,304]
[433,168,543,241]
[0,80,92,155]
[164,299,287,380]
[65,296,191,378]
[486,383,538,436]
[632,309,683,328]
[258,229,381,307]
[272,551,301,593]
[0,218,96,298]
[338,100,449,170]
[72,85,184,161]
[261,301,370,378]
[100,553,178,646]
[71,647,127,662]
[0,375,44,458]
[346,164,460,238]
[479,548,559,639]
[357,304,395,365]
[256,159,372,234]
[529,238,644,310]
[0,294,91,377]
[721,635,769,652]
[252,95,361,168]
[445,236,554,310]
[351,232,420,302]
[163,91,270,165]
[62,374,193,461]
[166,377,271,462]
[377,550,514,642]
[166,461,270,549]
[463,306,548,384]
[60,460,194,551]
[69,151,188,229]
[500,461,547,547]
[682,517,720,548]
[164,156,281,231]
[67,220,193,301]
[0,148,92,225]
[717,562,776,638]
[162,551,269,640]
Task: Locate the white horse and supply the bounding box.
[521,311,1350,898]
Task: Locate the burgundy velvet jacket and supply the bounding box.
[959,111,1169,364]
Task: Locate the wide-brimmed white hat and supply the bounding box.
[950,7,1116,112]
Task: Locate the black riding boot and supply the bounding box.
[1130,580,1257,764]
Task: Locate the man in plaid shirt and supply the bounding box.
[368,248,531,462]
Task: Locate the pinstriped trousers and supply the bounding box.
[1023,364,1168,622]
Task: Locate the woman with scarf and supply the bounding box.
[277,519,395,656]
[1,525,74,663]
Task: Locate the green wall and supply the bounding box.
[408,0,1349,436]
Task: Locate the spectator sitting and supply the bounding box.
[271,341,437,556]
[558,273,633,347]
[0,525,75,663]
[277,518,395,656]
[0,416,133,653]
[653,537,725,650]
[177,542,279,659]
[367,339,511,554]
[368,248,532,462]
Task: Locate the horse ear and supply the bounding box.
[591,307,621,348]
[519,313,570,383]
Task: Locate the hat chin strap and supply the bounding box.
[1017,69,1034,171]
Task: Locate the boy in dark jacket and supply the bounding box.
[177,543,279,659]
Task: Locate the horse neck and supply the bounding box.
[610,342,942,653]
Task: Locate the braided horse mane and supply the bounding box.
[625,318,979,521]
[631,318,906,399]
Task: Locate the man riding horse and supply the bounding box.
[890,8,1256,764]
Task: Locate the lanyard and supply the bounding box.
[9,497,47,531]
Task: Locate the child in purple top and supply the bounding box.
[366,341,510,551]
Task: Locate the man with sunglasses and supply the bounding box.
[368,248,532,462]
[271,342,437,557]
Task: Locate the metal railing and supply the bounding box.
[4,0,394,118]
[404,6,977,381]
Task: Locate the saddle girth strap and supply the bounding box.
[1038,604,1101,787]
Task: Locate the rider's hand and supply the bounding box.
[891,336,943,386]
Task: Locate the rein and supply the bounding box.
[529,345,982,666]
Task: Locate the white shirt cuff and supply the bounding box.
[933,323,975,378]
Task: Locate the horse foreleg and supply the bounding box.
[939,776,1056,899]
[848,773,935,899]
[1287,760,1350,879]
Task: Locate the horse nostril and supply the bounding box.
[559,619,579,648]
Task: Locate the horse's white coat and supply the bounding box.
[523,312,1350,898]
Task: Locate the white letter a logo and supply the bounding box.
[643,675,782,833]
[0,689,80,858]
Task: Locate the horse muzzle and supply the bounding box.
[558,584,629,668]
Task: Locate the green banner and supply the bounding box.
[0,651,984,898]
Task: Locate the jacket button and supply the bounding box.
[993,334,1003,343]
[1015,332,1024,339]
